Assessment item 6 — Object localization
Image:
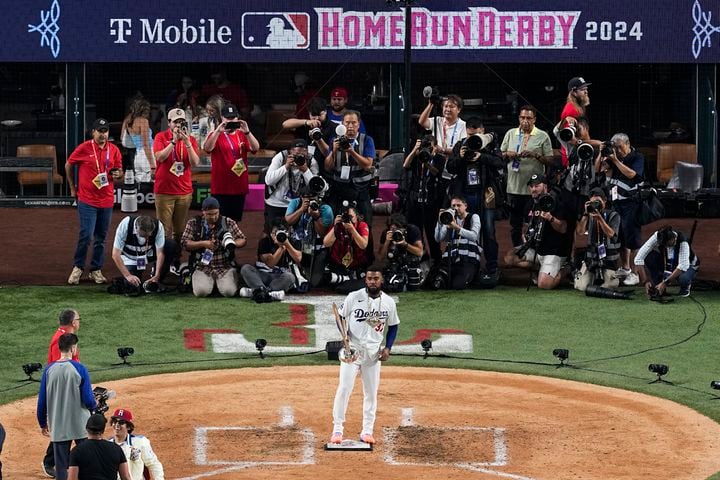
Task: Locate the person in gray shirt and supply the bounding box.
[37,333,97,480]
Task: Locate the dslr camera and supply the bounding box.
[586,199,602,214]
[422,85,442,103]
[558,125,577,142]
[309,127,323,141]
[275,229,289,244]
[600,140,614,157]
[335,124,351,150]
[416,134,434,163]
[93,386,116,415]
[391,229,406,243]
[177,118,189,135]
[219,230,236,255]
[293,154,307,167]
[340,200,355,223]
[535,193,556,213]
[439,208,455,225]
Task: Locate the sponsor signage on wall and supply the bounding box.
[4,0,720,62]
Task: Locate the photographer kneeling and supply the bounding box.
[573,188,621,291]
[239,220,302,302]
[110,215,178,294]
[181,196,247,297]
[634,225,699,298]
[505,174,573,290]
[431,195,481,290]
[378,214,424,292]
[323,203,373,293]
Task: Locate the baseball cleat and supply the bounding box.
[360,433,376,444]
[330,432,343,444]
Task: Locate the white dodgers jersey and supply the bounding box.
[339,289,399,353]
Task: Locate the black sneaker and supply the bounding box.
[678,285,691,297]
[42,462,56,478]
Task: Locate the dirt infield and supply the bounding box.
[4,366,720,479]
[2,207,720,286]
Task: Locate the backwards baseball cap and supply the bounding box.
[527,174,547,186]
[92,118,110,131]
[330,86,348,99]
[589,187,607,200]
[291,138,308,149]
[568,76,591,91]
[221,104,239,119]
[201,196,220,211]
[86,413,107,433]
[168,108,186,122]
[111,408,134,424]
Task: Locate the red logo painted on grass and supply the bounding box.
[271,304,309,345]
[184,329,237,351]
[397,329,466,345]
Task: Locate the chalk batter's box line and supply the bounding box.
[383,426,508,467]
[194,426,315,466]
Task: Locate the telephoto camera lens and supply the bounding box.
[221,231,235,254]
[309,127,322,141]
[464,134,483,151]
[536,194,556,213]
[439,209,455,225]
[293,154,306,166]
[559,125,577,142]
[275,230,288,243]
[576,142,595,162]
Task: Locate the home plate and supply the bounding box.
[324,439,373,451]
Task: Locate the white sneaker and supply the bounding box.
[239,287,253,298]
[269,290,285,301]
[623,272,640,286]
[615,268,630,278]
[67,266,82,285]
[88,270,107,284]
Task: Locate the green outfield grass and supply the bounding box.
[2,285,720,428]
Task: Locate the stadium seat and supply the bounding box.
[378,152,404,182]
[656,143,697,184]
[16,144,63,196]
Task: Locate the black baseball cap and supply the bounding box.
[568,77,591,91]
[86,414,107,434]
[527,174,547,186]
[589,187,607,200]
[291,138,308,149]
[92,118,110,131]
[221,104,239,119]
[201,196,220,211]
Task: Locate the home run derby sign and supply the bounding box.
[2,0,719,62]
[183,295,474,355]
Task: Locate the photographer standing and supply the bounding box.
[401,134,446,262]
[378,214,424,292]
[239,220,302,301]
[501,106,554,250]
[264,139,319,233]
[153,108,200,244]
[559,77,592,167]
[573,188,621,291]
[505,174,573,290]
[448,119,505,280]
[432,195,481,290]
[181,196,247,297]
[601,133,645,286]
[635,225,699,298]
[323,204,372,292]
[202,104,260,222]
[418,93,467,157]
[37,333,97,480]
[111,215,178,292]
[282,97,333,179]
[285,183,334,288]
[325,110,376,227]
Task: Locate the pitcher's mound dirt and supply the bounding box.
[4,366,720,479]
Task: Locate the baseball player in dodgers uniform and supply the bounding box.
[330,265,399,445]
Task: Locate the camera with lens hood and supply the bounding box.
[309,127,323,141]
[293,154,307,167]
[275,229,288,244]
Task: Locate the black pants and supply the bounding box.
[264,205,288,233]
[303,249,328,288]
[508,193,530,248]
[127,239,179,284]
[449,260,479,290]
[214,194,246,223]
[407,205,442,262]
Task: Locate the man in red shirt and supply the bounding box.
[202,104,259,222]
[42,309,81,477]
[559,77,591,167]
[64,118,123,285]
[153,108,200,243]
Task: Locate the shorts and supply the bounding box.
[521,249,566,278]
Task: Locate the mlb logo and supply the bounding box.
[242,12,310,49]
